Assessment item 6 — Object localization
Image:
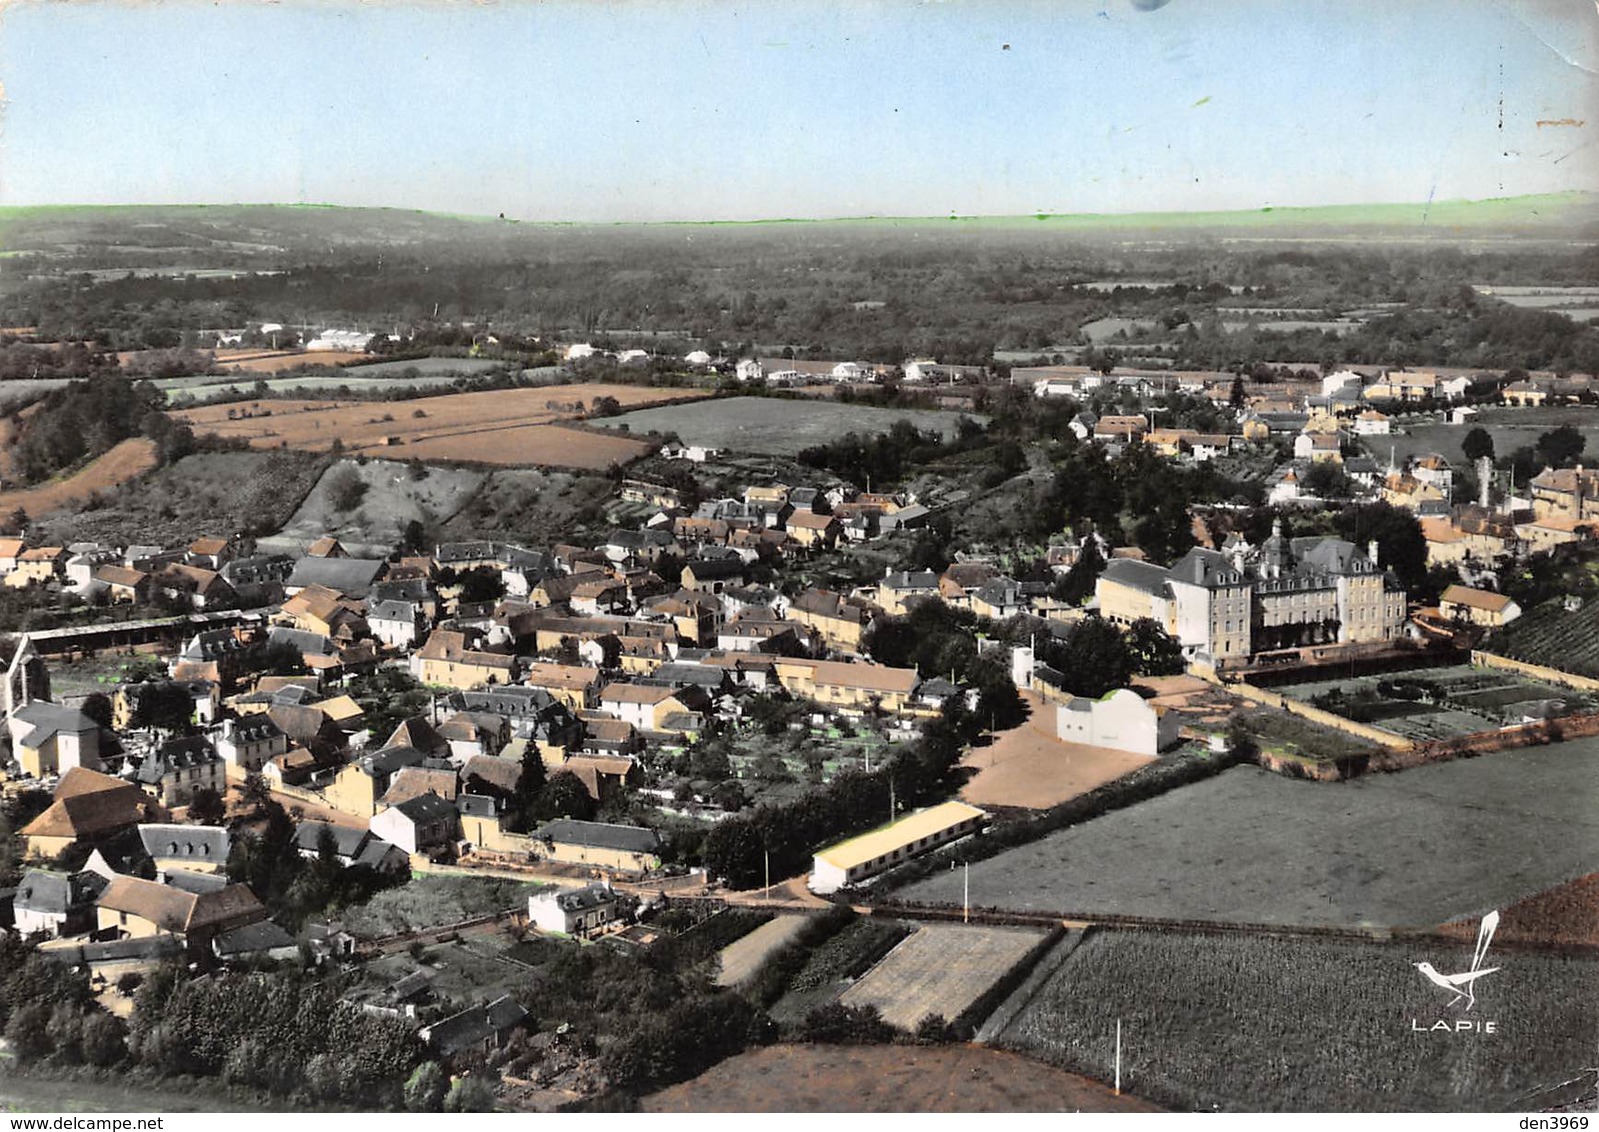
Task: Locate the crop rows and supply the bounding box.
[992,928,1599,1112]
[1487,601,1599,679]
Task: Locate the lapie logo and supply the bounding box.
[1410,910,1500,1034]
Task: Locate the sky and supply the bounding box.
[0,0,1594,222]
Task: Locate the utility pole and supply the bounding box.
[963,861,970,923]
[1115,1019,1122,1096]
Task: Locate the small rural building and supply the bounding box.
[809,801,987,895]
[137,824,231,877]
[527,881,620,936]
[529,819,662,874]
[95,875,266,947]
[370,793,459,857]
[213,715,288,772]
[19,768,147,860]
[7,701,103,778]
[1055,688,1181,756]
[13,868,106,938]
[419,996,528,1061]
[1439,584,1522,628]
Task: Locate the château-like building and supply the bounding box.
[1096,522,1407,663]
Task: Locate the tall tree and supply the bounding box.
[1461,426,1495,465]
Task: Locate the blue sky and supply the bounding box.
[1,0,1593,221]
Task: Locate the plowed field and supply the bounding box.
[173,383,697,469]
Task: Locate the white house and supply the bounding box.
[1321,369,1367,397]
[735,359,764,383]
[1353,410,1391,437]
[683,350,713,367]
[213,716,287,773]
[306,329,374,352]
[369,599,423,650]
[1268,466,1303,505]
[616,349,650,366]
[1055,688,1180,756]
[527,882,619,936]
[565,343,599,361]
[369,793,458,856]
[830,361,867,383]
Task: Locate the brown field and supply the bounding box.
[1438,871,1599,949]
[644,1043,1161,1112]
[960,690,1155,810]
[172,383,696,469]
[0,438,158,518]
[214,349,371,372]
[838,923,1046,1031]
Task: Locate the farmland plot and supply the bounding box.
[836,923,1047,1031]
[1368,406,1599,471]
[1486,600,1599,679]
[715,915,810,989]
[171,383,686,469]
[897,741,1599,928]
[644,1043,1161,1113]
[591,396,983,455]
[991,927,1599,1112]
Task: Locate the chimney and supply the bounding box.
[1368,540,1380,568]
[1478,455,1492,509]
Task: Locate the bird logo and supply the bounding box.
[1415,910,1500,1011]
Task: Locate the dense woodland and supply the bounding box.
[2,208,1597,373]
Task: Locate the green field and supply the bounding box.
[592,396,981,455]
[897,739,1599,928]
[1370,406,1599,471]
[990,927,1599,1112]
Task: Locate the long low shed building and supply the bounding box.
[809,800,986,895]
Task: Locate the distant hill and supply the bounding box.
[1,192,1593,261]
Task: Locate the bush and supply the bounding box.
[798,1002,897,1045]
[326,465,367,513]
[444,1075,496,1112]
[405,1060,448,1112]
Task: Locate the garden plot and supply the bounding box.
[990,927,1599,1112]
[898,740,1599,928]
[714,915,810,989]
[1278,664,1595,741]
[837,922,1046,1031]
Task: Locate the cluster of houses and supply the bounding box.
[0,479,1024,943]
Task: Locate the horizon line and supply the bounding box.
[0,190,1591,230]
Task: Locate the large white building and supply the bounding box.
[809,801,986,895]
[1055,688,1181,756]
